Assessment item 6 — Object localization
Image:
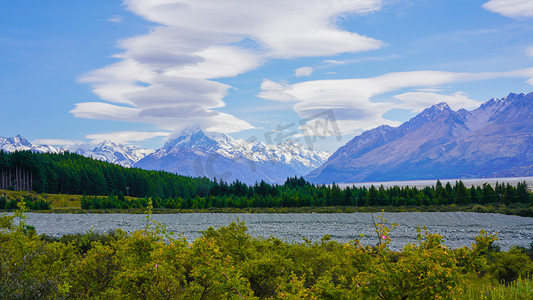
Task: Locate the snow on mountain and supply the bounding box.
[0,135,61,154]
[1,131,329,184]
[0,136,153,168]
[207,131,327,170]
[306,92,533,184]
[64,140,154,168]
[135,130,330,184]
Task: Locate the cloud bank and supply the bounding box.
[86,131,171,144]
[72,0,385,135]
[33,139,85,146]
[258,68,533,134]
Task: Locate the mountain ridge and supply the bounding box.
[134,130,330,184]
[306,92,533,183]
[3,91,531,185]
[0,136,153,168]
[0,131,330,184]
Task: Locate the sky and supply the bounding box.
[1,0,533,151]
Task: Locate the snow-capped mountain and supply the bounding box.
[0,135,61,154]
[1,131,329,183]
[64,141,154,168]
[0,136,153,168]
[135,130,330,184]
[306,92,533,184]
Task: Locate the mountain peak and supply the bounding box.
[136,129,331,183]
[0,135,60,154]
[163,129,221,150]
[426,102,451,113]
[400,101,454,132]
[13,134,33,147]
[97,140,120,147]
[306,91,533,184]
[1,134,32,148]
[503,92,533,104]
[413,102,452,121]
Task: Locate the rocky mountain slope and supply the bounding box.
[306,92,533,183]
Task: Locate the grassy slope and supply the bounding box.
[0,189,81,209]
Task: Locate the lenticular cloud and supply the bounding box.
[72,0,384,134]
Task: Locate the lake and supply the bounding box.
[22,212,533,251]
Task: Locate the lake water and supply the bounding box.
[22,212,533,251]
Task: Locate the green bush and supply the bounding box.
[489,247,533,285]
[2,208,532,299]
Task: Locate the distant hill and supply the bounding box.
[306,92,533,184]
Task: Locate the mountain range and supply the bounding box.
[2,91,532,185]
[0,135,61,154]
[132,130,330,184]
[0,131,330,184]
[0,135,154,168]
[306,92,533,183]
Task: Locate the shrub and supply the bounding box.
[5,207,533,299]
[489,247,533,285]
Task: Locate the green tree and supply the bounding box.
[482,183,497,204]
[455,180,470,205]
[367,185,378,206]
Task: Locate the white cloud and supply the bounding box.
[416,88,443,93]
[483,0,533,18]
[259,68,533,134]
[71,102,140,121]
[73,0,385,135]
[33,139,84,146]
[258,80,297,102]
[124,0,384,58]
[108,15,124,23]
[86,131,171,144]
[323,59,347,65]
[295,67,314,77]
[171,46,262,79]
[322,55,396,66]
[393,91,482,113]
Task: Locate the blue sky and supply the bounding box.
[1,0,533,151]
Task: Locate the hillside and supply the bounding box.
[307,92,533,184]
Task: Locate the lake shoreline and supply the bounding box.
[18,202,533,217]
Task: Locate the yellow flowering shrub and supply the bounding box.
[0,208,525,299]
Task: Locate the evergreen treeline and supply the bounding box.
[0,150,211,199]
[143,177,530,210]
[1,150,531,210]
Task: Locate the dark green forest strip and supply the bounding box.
[21,203,533,218]
[1,150,532,214]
